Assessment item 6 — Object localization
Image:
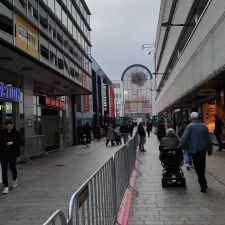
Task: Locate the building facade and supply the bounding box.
[0,0,92,158]
[154,0,225,137]
[122,64,153,120]
[76,57,115,139]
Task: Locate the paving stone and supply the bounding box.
[128,135,225,225]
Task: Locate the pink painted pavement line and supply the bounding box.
[117,170,137,225]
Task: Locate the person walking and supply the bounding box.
[128,123,134,138]
[146,120,153,138]
[138,122,146,152]
[0,120,23,194]
[214,115,224,151]
[84,121,91,144]
[178,121,193,170]
[106,124,115,146]
[120,122,129,144]
[180,112,212,193]
[95,124,101,141]
[156,120,166,142]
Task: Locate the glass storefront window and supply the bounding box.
[62,9,67,28]
[68,18,72,35]
[48,0,55,13]
[67,0,72,13]
[55,0,62,21]
[16,0,27,10]
[0,2,13,35]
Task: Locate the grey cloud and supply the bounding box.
[86,0,161,79]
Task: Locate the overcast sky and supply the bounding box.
[85,0,161,80]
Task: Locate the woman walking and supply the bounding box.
[0,120,23,194]
[138,122,146,152]
[106,124,115,146]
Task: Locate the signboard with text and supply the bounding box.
[45,96,65,109]
[16,14,39,58]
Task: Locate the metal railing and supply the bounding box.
[23,135,46,159]
[42,133,139,225]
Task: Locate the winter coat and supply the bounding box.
[138,125,146,137]
[180,120,212,154]
[106,127,114,140]
[146,122,153,132]
[0,129,23,159]
[159,133,180,151]
[157,123,166,141]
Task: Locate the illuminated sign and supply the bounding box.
[124,99,151,114]
[45,96,65,109]
[103,84,107,112]
[0,83,20,101]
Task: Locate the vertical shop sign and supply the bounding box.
[83,95,90,112]
[109,85,115,117]
[103,83,108,114]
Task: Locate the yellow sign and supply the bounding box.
[203,103,215,132]
[15,14,39,58]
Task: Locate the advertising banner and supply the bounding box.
[124,99,151,114]
[83,95,90,112]
[203,103,216,132]
[109,85,115,117]
[16,14,39,58]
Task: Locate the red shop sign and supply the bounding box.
[45,96,65,109]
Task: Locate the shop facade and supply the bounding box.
[154,0,225,143]
[0,0,92,158]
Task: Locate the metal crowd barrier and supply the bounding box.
[42,132,139,225]
[23,135,46,159]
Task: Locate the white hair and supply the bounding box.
[190,112,199,120]
[166,128,175,135]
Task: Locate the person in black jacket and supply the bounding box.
[138,122,146,152]
[156,120,166,142]
[84,121,91,144]
[214,115,224,151]
[0,120,23,194]
[159,128,182,165]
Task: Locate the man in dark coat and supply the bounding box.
[156,120,166,141]
[84,122,91,144]
[146,120,153,137]
[180,112,212,193]
[138,122,146,152]
[214,115,224,151]
[0,120,23,194]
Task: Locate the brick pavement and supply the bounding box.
[0,139,122,225]
[128,134,225,225]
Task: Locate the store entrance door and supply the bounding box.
[0,101,16,129]
[41,108,60,151]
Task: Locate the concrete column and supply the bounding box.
[23,78,34,138]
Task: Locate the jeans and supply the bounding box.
[0,158,17,187]
[139,136,145,151]
[214,132,222,150]
[106,139,114,146]
[123,133,129,145]
[192,152,207,187]
[183,149,192,166]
